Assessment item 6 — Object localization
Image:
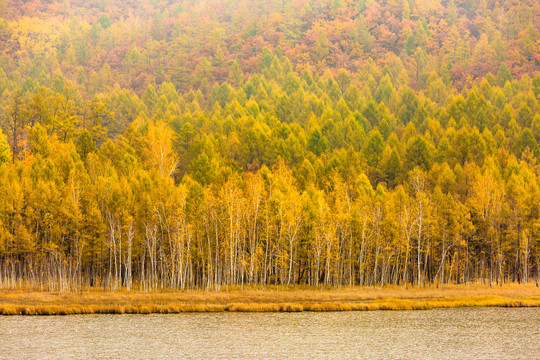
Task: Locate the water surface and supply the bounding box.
[1,308,538,359]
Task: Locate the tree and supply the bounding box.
[307,128,327,156]
[496,63,512,87]
[414,48,428,82]
[513,129,539,159]
[398,87,418,125]
[192,153,214,186]
[364,129,384,167]
[86,101,113,143]
[383,148,401,187]
[470,168,504,285]
[405,136,433,171]
[76,130,97,161]
[144,120,178,178]
[2,92,27,162]
[98,14,111,29]
[0,128,10,165]
[410,168,429,287]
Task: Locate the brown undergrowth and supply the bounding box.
[1,284,539,315]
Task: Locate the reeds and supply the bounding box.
[2,283,539,306]
[1,295,539,315]
[1,283,538,315]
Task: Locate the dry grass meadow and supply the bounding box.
[1,284,539,315]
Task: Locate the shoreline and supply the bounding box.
[1,284,539,315]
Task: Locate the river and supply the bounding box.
[1,308,538,359]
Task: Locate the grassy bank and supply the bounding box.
[1,284,539,315]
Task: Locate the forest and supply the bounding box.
[0,0,539,292]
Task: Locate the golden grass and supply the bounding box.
[0,296,538,315]
[0,284,539,315]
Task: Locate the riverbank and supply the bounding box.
[1,284,539,315]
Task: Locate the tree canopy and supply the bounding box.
[0,0,538,291]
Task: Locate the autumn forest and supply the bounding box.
[0,0,539,292]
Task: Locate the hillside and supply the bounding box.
[0,0,538,291]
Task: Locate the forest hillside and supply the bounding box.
[0,0,539,291]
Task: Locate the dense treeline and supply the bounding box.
[1,0,539,94]
[0,0,539,291]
